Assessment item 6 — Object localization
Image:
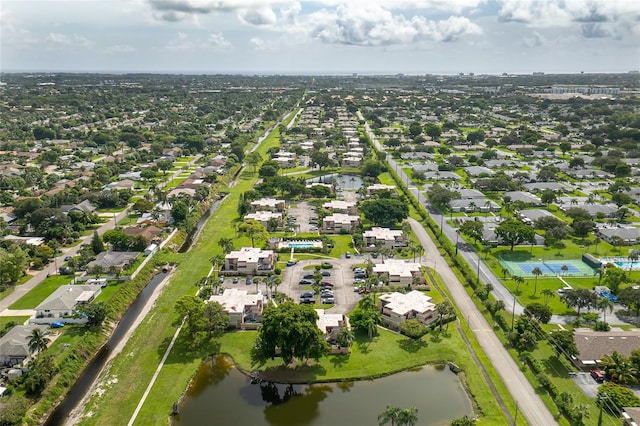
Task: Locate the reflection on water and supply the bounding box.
[306,174,363,190]
[174,356,473,426]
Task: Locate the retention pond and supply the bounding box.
[174,356,473,426]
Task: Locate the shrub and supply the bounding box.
[401,319,429,338]
[597,382,640,415]
[594,321,610,331]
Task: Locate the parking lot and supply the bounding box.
[287,202,317,233]
[280,255,381,315]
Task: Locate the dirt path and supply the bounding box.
[407,218,557,425]
[65,269,176,426]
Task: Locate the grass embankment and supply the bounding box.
[79,126,285,425]
[0,316,31,328]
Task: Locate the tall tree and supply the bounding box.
[495,219,536,251]
[360,198,409,228]
[238,219,269,247]
[174,295,206,341]
[531,267,543,295]
[255,302,328,364]
[217,237,235,254]
[91,231,104,255]
[28,328,48,355]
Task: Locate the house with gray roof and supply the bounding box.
[34,285,102,320]
[504,191,542,206]
[596,227,640,245]
[0,325,48,367]
[523,182,571,193]
[86,250,140,272]
[464,166,495,177]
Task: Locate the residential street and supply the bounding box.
[408,218,557,425]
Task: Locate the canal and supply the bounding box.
[174,356,473,426]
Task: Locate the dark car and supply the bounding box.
[371,253,379,258]
[299,279,313,285]
[321,271,331,277]
[232,277,239,284]
[354,273,366,279]
[345,251,351,258]
[303,274,315,279]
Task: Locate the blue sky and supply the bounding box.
[1,0,638,74]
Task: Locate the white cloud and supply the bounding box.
[107,44,137,53]
[208,32,231,48]
[148,0,294,21]
[46,33,92,47]
[164,31,231,51]
[238,8,277,26]
[307,0,486,14]
[304,5,482,46]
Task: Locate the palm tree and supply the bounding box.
[336,327,355,348]
[541,288,555,306]
[436,301,453,332]
[358,293,376,311]
[378,406,419,426]
[593,236,601,255]
[594,267,604,284]
[629,251,639,272]
[217,237,234,254]
[494,300,506,312]
[601,352,638,384]
[597,297,615,324]
[365,313,379,341]
[378,406,402,426]
[28,328,48,355]
[513,275,525,295]
[531,267,543,295]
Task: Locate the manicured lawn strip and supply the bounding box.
[9,275,74,310]
[0,316,30,328]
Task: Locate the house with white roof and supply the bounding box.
[322,213,360,233]
[367,184,397,196]
[33,285,102,321]
[315,309,348,343]
[224,247,277,275]
[209,288,263,329]
[363,227,405,249]
[378,291,436,330]
[249,198,286,213]
[372,259,422,285]
[244,211,283,228]
[322,200,358,215]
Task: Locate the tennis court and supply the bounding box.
[499,258,595,278]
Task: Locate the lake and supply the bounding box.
[174,356,473,426]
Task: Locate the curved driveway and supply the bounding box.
[408,218,557,425]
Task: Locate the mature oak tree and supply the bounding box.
[495,219,536,251]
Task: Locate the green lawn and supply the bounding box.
[93,282,122,303]
[0,316,30,328]
[9,275,74,310]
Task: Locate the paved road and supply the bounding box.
[408,218,557,425]
[359,114,525,314]
[0,156,202,313]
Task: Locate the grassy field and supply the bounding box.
[9,275,74,310]
[93,282,122,303]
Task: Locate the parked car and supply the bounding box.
[371,253,379,258]
[246,276,252,285]
[321,297,335,304]
[321,271,331,277]
[354,278,365,284]
[232,277,239,284]
[345,251,351,258]
[300,297,315,304]
[354,273,366,279]
[299,279,313,285]
[301,291,314,298]
[219,276,225,283]
[64,256,72,261]
[320,281,334,287]
[51,321,65,328]
[303,274,315,279]
[353,267,364,273]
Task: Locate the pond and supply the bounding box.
[306,174,363,190]
[174,356,473,426]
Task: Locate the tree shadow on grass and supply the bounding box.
[159,333,221,365]
[542,355,568,378]
[329,353,350,369]
[398,337,428,353]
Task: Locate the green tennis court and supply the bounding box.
[499,258,595,278]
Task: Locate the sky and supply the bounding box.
[1,0,639,75]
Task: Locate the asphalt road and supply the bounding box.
[408,219,557,425]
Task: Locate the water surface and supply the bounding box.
[174,356,473,426]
